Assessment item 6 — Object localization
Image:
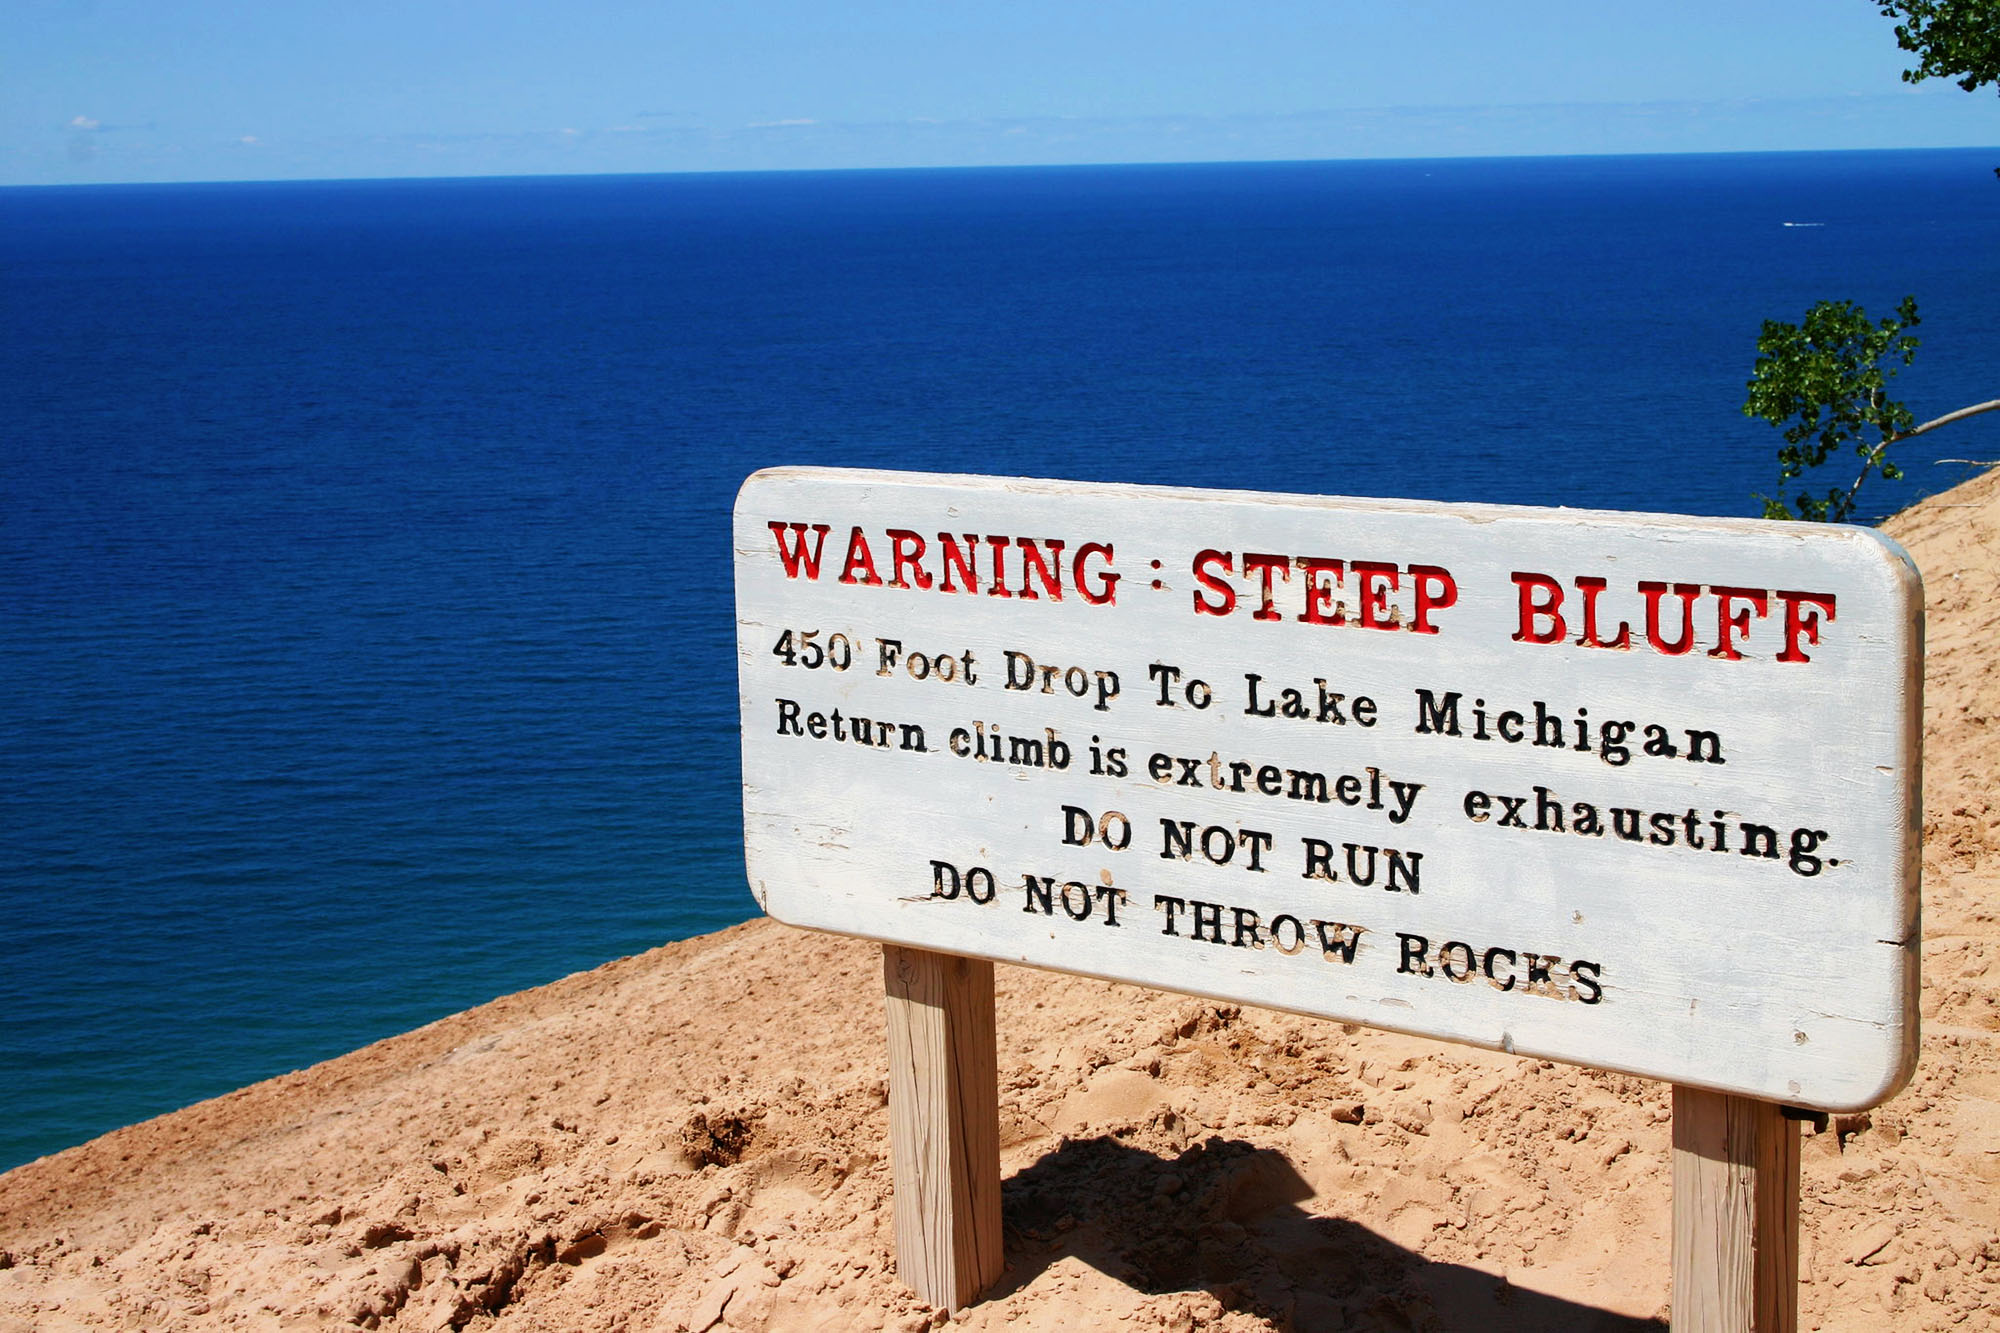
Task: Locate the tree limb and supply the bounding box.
[1894,398,2000,441]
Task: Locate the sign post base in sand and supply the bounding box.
[877,970,1814,1325]
[1671,1086,1802,1333]
[735,467,1920,1322]
[882,943,1003,1311]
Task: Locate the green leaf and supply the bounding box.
[1743,296,1921,522]
[1879,1,2000,95]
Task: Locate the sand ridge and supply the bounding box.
[4,474,1999,1331]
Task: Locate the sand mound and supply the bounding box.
[6,476,2000,1332]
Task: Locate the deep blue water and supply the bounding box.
[3,149,1996,1172]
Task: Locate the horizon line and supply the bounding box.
[6,141,1996,194]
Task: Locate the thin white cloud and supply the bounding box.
[747,118,817,129]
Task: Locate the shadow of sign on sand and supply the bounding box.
[992,1134,1664,1332]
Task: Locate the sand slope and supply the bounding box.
[6,475,2000,1332]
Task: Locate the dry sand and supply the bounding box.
[5,475,2000,1332]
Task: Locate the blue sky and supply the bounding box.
[6,0,1994,185]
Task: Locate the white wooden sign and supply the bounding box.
[735,468,1921,1112]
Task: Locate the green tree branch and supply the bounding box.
[1744,298,1920,522]
[1745,3,1998,522]
[1880,0,2000,94]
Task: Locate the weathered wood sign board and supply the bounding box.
[736,468,1922,1113]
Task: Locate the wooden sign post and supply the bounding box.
[882,944,1002,1309]
[734,468,1921,1323]
[1671,1088,1800,1332]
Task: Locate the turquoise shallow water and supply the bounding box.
[2,149,1995,1171]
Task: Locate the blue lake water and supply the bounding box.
[3,149,1996,1171]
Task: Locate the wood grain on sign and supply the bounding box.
[735,468,1922,1112]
